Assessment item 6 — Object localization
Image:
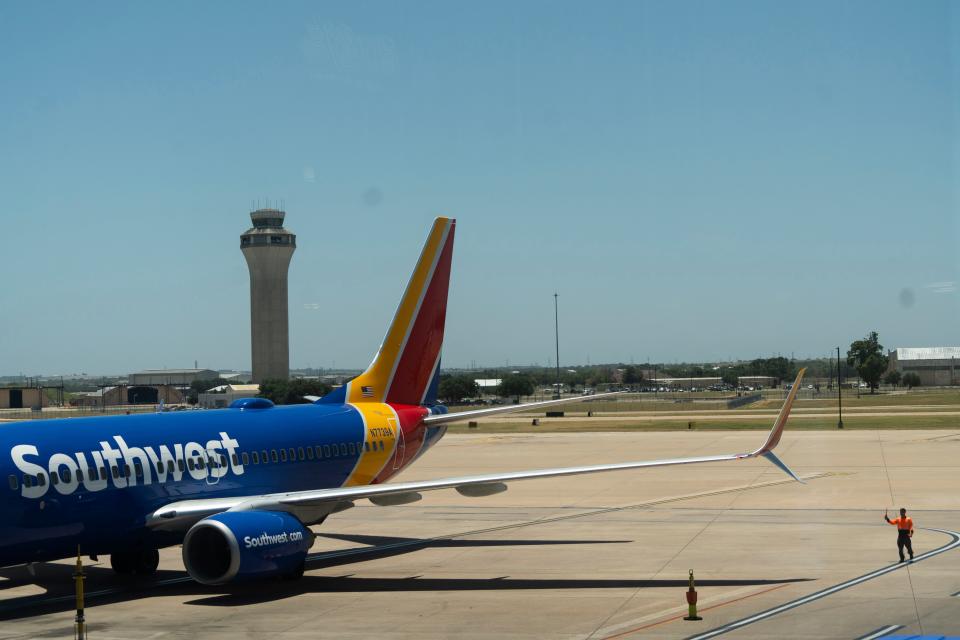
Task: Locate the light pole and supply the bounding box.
[837,346,843,429]
[553,292,560,399]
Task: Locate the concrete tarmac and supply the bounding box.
[2,429,959,639]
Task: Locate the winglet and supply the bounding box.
[751,368,805,457]
[747,368,806,481]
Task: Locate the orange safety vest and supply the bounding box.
[888,516,914,532]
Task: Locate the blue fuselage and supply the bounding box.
[0,403,444,566]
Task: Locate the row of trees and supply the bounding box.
[438,373,536,403]
[257,378,333,405]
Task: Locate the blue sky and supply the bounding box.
[0,1,956,375]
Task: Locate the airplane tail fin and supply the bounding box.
[345,217,455,406]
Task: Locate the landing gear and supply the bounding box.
[110,548,160,575]
[282,560,305,581]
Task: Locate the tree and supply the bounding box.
[721,366,742,387]
[258,378,332,405]
[847,331,889,394]
[186,378,224,404]
[622,366,643,385]
[498,374,535,402]
[902,372,921,389]
[438,374,479,403]
[884,370,901,388]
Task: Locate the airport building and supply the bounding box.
[128,369,221,386]
[198,383,260,409]
[0,387,47,410]
[241,208,296,383]
[70,384,185,407]
[888,347,960,386]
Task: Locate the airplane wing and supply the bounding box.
[147,370,806,531]
[423,390,624,424]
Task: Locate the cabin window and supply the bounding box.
[315,445,323,459]
[378,440,384,451]
[289,447,296,461]
[251,451,260,465]
[196,457,205,470]
[348,442,356,455]
[187,458,195,471]
[263,450,270,463]
[306,446,314,460]
[220,454,228,467]
[323,445,331,457]
[99,466,107,479]
[364,442,370,452]
[133,461,143,477]
[279,449,287,462]
[37,473,45,486]
[23,475,32,488]
[167,460,175,474]
[271,449,279,463]
[124,465,132,477]
[177,459,185,472]
[88,467,98,481]
[339,443,348,456]
[111,466,120,479]
[75,469,83,482]
[8,475,18,491]
[298,447,305,461]
[241,452,249,466]
[50,471,59,485]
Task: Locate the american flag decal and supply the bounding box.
[361,386,374,397]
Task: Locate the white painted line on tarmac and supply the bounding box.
[591,585,762,637]
[855,625,903,640]
[685,528,960,640]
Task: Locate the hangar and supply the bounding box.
[888,346,959,386]
[0,387,47,410]
[128,368,221,385]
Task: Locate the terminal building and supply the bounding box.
[888,347,960,386]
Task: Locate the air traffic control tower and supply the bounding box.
[241,208,296,383]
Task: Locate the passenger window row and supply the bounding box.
[240,440,385,467]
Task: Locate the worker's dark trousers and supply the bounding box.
[897,530,914,560]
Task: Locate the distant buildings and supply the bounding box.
[198,384,260,409]
[888,347,960,386]
[128,369,220,386]
[0,387,46,410]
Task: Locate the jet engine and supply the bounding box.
[182,511,314,585]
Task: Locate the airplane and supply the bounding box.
[0,217,806,585]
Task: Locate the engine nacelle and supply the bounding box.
[182,511,314,585]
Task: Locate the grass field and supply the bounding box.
[448,389,960,415]
[446,413,960,433]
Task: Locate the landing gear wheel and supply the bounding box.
[110,551,134,575]
[282,561,305,581]
[134,548,160,575]
[111,548,159,575]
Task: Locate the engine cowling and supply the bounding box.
[182,511,314,585]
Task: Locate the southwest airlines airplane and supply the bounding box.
[0,217,806,585]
